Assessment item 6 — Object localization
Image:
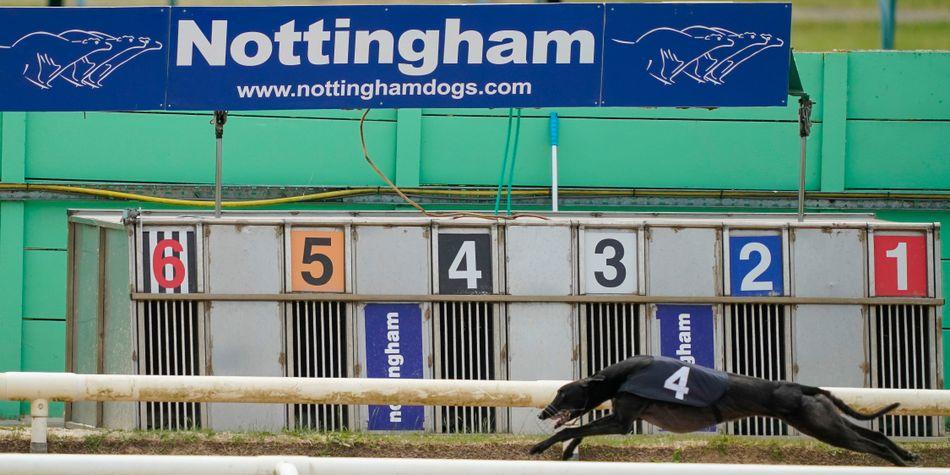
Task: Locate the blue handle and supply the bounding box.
[549,112,559,146]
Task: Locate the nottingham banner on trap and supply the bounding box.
[0,3,791,110]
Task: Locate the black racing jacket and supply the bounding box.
[619,356,729,408]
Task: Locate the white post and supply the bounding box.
[30,399,48,454]
[549,112,559,213]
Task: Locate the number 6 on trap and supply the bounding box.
[137,226,201,294]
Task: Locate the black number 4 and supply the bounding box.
[302,237,333,286]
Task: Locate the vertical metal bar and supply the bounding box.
[159,300,168,430]
[172,301,181,430]
[213,111,227,218]
[188,302,198,429]
[306,301,314,429]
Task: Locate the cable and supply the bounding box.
[505,108,523,216]
[357,109,547,221]
[493,108,515,216]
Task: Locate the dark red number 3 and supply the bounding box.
[152,239,185,289]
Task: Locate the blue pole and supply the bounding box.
[549,112,559,212]
[879,0,896,49]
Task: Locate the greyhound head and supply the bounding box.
[538,374,609,428]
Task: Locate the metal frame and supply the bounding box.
[431,225,508,433]
[133,221,208,429]
[281,223,356,430]
[868,303,942,437]
[723,302,793,436]
[351,224,434,432]
[128,292,943,306]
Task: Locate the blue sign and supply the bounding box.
[365,303,424,431]
[656,304,715,368]
[729,235,783,296]
[0,7,169,111]
[655,304,717,431]
[603,3,792,107]
[0,3,791,111]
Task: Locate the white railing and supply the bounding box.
[1,454,947,475]
[2,372,948,453]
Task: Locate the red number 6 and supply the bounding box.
[152,239,185,289]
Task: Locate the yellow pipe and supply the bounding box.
[1,183,948,209]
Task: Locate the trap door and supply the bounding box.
[790,227,869,392]
[204,223,286,432]
[868,228,942,437]
[645,225,724,434]
[284,224,354,431]
[134,224,206,431]
[723,227,792,436]
[352,224,433,432]
[432,225,507,434]
[505,224,576,435]
[577,225,646,432]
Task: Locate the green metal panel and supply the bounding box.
[1,112,26,183]
[23,250,66,319]
[946,330,950,389]
[0,202,24,418]
[848,52,950,121]
[19,319,65,417]
[944,260,949,329]
[26,112,397,186]
[395,109,422,187]
[24,202,70,250]
[845,121,950,190]
[230,109,395,121]
[421,116,822,190]
[819,53,847,192]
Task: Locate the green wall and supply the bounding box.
[1,51,948,419]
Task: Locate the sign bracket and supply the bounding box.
[212,110,228,218]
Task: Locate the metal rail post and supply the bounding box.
[797,96,814,222]
[30,399,48,454]
[213,111,228,218]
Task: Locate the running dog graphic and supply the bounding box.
[0,29,162,90]
[613,25,784,86]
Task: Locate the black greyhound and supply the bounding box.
[530,355,917,466]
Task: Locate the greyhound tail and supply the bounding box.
[801,385,900,420]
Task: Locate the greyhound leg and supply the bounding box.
[786,396,907,466]
[561,438,583,461]
[529,414,629,456]
[844,420,920,464]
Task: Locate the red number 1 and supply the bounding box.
[152,239,185,289]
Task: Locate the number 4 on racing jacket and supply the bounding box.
[618,356,729,408]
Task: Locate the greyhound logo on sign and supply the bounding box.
[612,26,784,86]
[0,30,162,90]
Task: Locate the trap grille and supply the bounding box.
[433,301,502,433]
[579,302,644,432]
[287,301,351,431]
[870,304,939,437]
[137,300,203,430]
[725,303,790,436]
